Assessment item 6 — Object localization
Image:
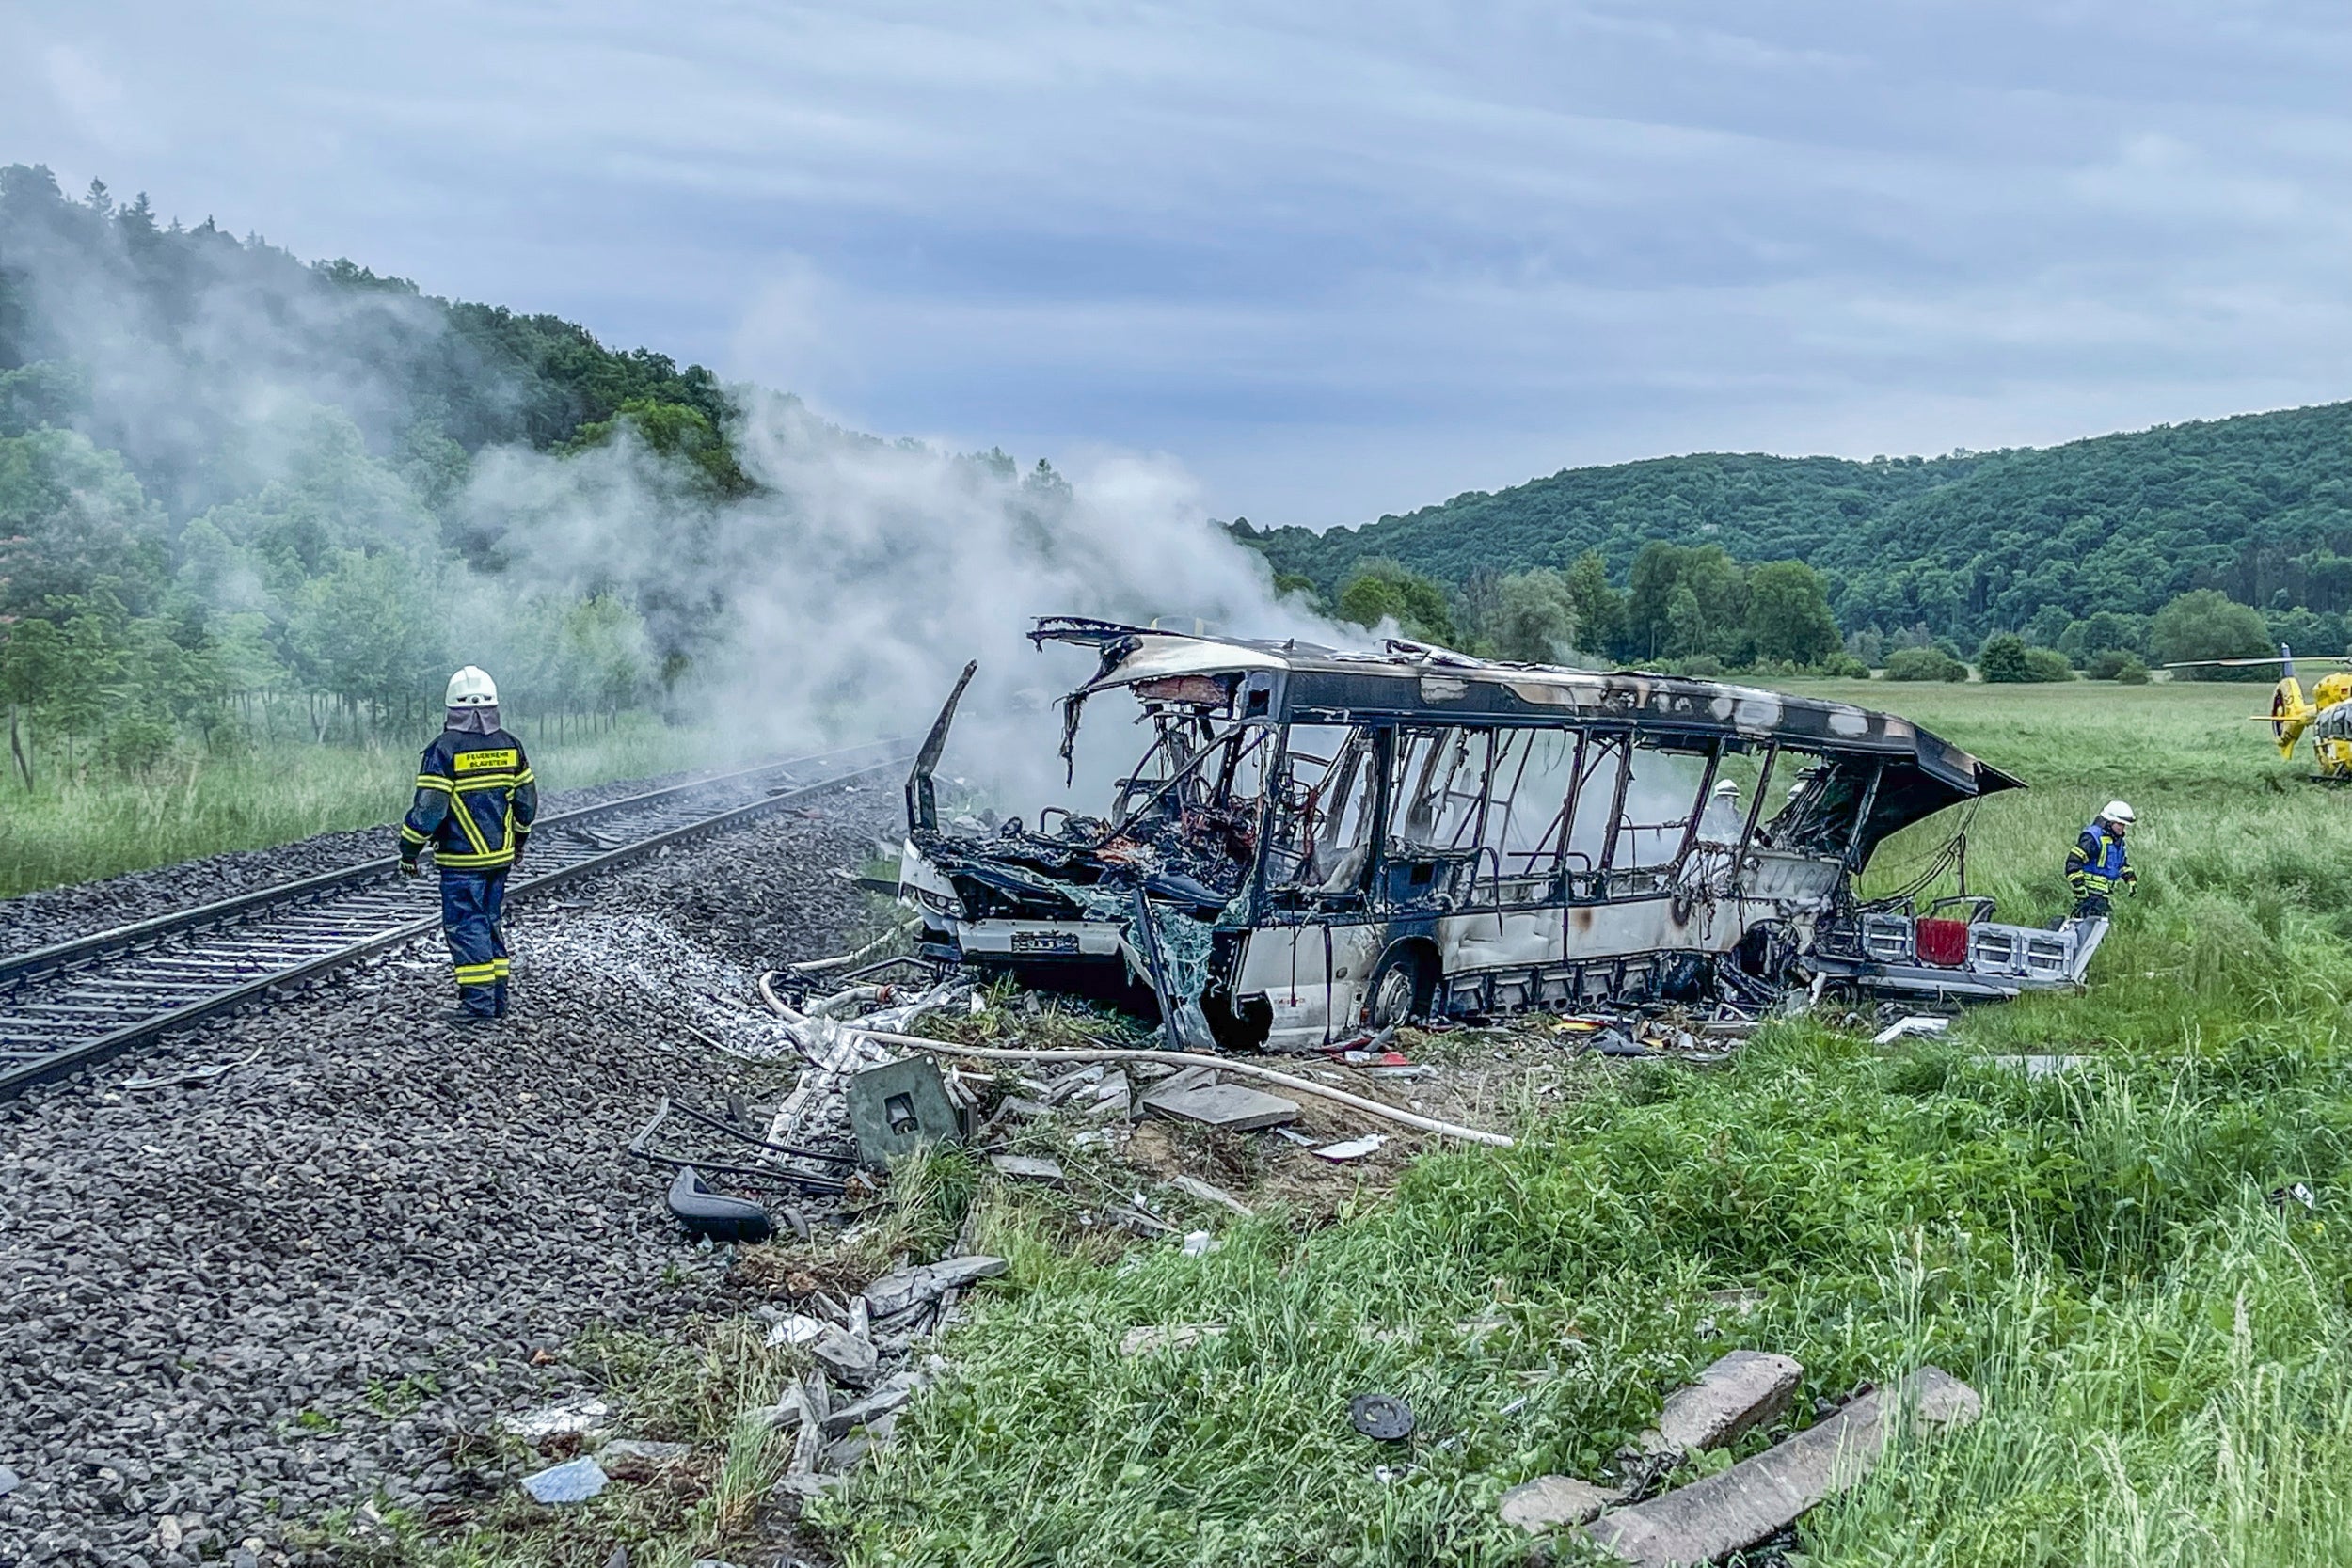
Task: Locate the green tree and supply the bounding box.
[1335,560,1457,645]
[1744,561,1841,665]
[1978,633,2032,683]
[563,397,752,499]
[2151,590,2273,681]
[1563,550,1625,660]
[287,550,448,727]
[0,429,169,615]
[1481,568,1579,663]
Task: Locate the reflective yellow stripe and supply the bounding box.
[453,962,501,983]
[400,826,429,845]
[436,848,516,868]
[451,792,494,857]
[415,775,453,792]
[453,776,516,792]
[516,768,535,785]
[491,958,512,977]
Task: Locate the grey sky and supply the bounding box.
[6,2,2351,527]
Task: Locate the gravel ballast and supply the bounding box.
[0,784,901,1566]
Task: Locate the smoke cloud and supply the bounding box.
[459,388,1337,812]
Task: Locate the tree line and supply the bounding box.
[1277,542,2281,687]
[1235,398,2352,660]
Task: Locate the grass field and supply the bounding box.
[0,718,732,898]
[788,677,2352,1567]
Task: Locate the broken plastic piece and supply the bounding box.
[665,1165,774,1244]
[1872,1015,1951,1045]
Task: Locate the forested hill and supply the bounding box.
[1236,401,2352,647]
[0,163,732,518]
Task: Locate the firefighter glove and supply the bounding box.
[399,858,422,879]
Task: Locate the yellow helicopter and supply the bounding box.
[2169,645,2352,780]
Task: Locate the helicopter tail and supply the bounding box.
[2272,673,2315,759]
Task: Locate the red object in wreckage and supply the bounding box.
[1915,918,1970,968]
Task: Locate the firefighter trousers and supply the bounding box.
[441,868,510,1018]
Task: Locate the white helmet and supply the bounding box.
[446,666,499,707]
[2100,800,2135,828]
[1713,780,1740,796]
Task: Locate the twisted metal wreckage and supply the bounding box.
[897,618,2106,1053]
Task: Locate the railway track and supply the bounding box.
[0,738,910,1100]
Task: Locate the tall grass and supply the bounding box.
[0,716,728,896]
[815,678,2352,1566]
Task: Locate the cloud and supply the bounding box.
[5,2,2352,526]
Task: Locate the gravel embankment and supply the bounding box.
[0,784,901,1567]
[0,769,722,958]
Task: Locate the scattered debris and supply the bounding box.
[1985,1053,2090,1078]
[119,1046,265,1090]
[1120,1323,1227,1356]
[665,1166,775,1243]
[764,1313,832,1349]
[2271,1182,2318,1212]
[1311,1133,1387,1162]
[1500,1475,1623,1533]
[598,1439,691,1477]
[846,1057,968,1166]
[1168,1174,1254,1216]
[989,1153,1067,1183]
[1585,1366,1982,1567]
[519,1455,610,1505]
[862,1255,1009,1319]
[809,1324,880,1388]
[1348,1391,1416,1441]
[822,1376,922,1438]
[1143,1082,1302,1132]
[1180,1228,1221,1257]
[496,1396,612,1441]
[1872,1015,1951,1045]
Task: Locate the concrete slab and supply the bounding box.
[1141,1064,1217,1103]
[1500,1475,1622,1533]
[1636,1349,1803,1457]
[1142,1082,1300,1132]
[1587,1366,1982,1567]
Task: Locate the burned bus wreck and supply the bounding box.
[899,618,2104,1052]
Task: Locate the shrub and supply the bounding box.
[1979,633,2033,683]
[2023,647,2074,682]
[2087,647,2136,681]
[1817,652,1872,679]
[1671,654,1725,678]
[1886,646,1966,682]
[2116,657,2151,685]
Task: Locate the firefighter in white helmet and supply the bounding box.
[398,667,537,1022]
[2064,800,2137,919]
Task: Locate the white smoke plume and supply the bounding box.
[458,389,1341,813]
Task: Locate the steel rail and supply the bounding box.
[0,738,910,1100]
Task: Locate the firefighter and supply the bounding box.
[399,667,536,1022]
[2064,800,2137,919]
